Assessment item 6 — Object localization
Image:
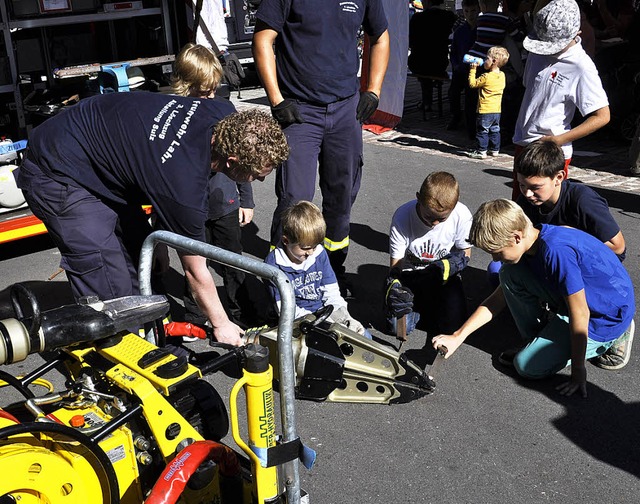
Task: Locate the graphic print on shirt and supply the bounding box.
[340,1,360,13]
[148,99,202,164]
[548,69,568,87]
[292,271,324,301]
[406,239,449,266]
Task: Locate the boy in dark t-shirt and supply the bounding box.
[514,140,626,260]
[488,140,626,293]
[171,43,256,327]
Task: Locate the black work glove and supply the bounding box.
[271,99,303,126]
[218,52,246,88]
[356,91,379,123]
[428,250,470,284]
[385,277,414,317]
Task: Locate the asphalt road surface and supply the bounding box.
[1,128,639,503]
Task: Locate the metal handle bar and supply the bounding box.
[138,230,300,504]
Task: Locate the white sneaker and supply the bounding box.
[593,320,635,370]
[467,150,487,159]
[488,150,500,157]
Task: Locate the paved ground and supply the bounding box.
[232,76,640,194]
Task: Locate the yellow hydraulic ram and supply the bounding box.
[230,343,279,503]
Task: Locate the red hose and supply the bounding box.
[145,440,241,504]
[0,409,20,424]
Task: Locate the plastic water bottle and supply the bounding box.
[463,54,484,65]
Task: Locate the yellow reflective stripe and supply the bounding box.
[323,236,349,251]
[442,259,450,283]
[386,278,401,300]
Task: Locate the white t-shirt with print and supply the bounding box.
[512,39,609,159]
[389,200,473,269]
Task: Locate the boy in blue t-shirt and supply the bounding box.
[265,201,371,338]
[433,199,635,398]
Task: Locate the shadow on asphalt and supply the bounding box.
[350,223,388,253]
[241,220,271,259]
[343,263,523,365]
[0,234,56,262]
[375,134,464,157]
[511,374,640,479]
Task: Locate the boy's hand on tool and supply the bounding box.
[431,333,463,358]
[330,306,366,335]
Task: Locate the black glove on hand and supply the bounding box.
[428,250,470,284]
[271,99,303,126]
[356,91,379,123]
[218,52,246,88]
[385,277,414,317]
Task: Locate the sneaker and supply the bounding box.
[630,165,640,177]
[488,150,500,157]
[497,347,520,366]
[592,320,635,370]
[467,150,487,159]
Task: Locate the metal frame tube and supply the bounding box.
[138,230,300,504]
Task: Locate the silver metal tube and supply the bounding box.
[138,230,301,504]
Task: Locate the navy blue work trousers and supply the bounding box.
[270,93,363,274]
[17,159,151,300]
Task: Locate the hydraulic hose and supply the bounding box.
[145,440,241,504]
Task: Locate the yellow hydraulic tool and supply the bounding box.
[230,343,279,503]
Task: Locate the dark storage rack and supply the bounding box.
[0,0,174,133]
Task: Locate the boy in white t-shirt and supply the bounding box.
[511,0,610,199]
[386,172,473,337]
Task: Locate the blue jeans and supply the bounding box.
[500,263,616,379]
[476,112,501,152]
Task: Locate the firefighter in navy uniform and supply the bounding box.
[252,0,390,288]
[15,93,288,345]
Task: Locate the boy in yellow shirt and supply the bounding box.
[467,46,510,159]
